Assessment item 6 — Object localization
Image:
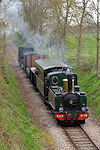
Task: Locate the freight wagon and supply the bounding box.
[23,51,45,76]
[18,46,34,68]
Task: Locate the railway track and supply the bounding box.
[63,125,100,150]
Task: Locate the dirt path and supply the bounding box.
[7,40,100,150]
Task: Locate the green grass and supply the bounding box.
[0,64,54,150]
[65,33,100,119]
[65,33,97,65]
[78,70,100,119]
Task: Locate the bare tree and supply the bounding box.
[85,0,100,76]
[74,0,90,67]
[21,0,49,33]
[0,18,6,78]
[96,0,99,77]
[48,0,77,40]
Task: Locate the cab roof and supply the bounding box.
[23,51,35,56]
[23,51,45,56]
[35,59,72,70]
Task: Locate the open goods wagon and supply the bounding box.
[18,46,34,68]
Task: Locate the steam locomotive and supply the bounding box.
[18,46,89,125]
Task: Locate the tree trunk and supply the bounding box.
[96,38,99,77]
[77,0,86,67]
[96,0,99,77]
[77,30,82,67]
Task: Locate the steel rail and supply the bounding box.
[80,125,100,150]
[63,127,79,150]
[63,126,100,150]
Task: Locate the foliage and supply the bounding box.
[65,33,77,49]
[9,33,25,46]
[0,64,54,150]
[16,32,25,45]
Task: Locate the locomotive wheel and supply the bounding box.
[56,119,64,125]
[44,101,48,106]
[79,120,85,124]
[46,105,50,110]
[56,119,61,125]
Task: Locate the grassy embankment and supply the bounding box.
[0,58,54,149]
[65,33,100,119]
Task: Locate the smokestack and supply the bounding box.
[67,74,74,93]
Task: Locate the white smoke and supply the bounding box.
[0,0,66,62]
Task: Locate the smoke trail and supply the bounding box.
[0,0,67,62]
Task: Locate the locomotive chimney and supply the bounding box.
[67,74,74,93]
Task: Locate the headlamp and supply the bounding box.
[59,105,64,112]
[82,107,86,112]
